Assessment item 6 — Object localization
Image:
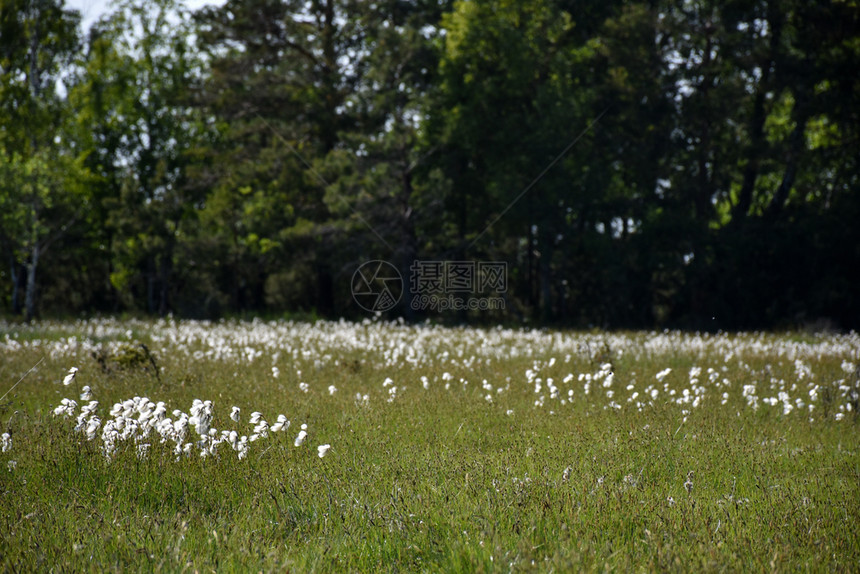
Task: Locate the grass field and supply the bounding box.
[1,318,858,572]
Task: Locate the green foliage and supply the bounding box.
[0,0,858,327]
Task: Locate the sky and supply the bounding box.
[66,0,223,31]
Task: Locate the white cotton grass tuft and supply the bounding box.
[655,368,672,383]
[53,398,77,418]
[271,415,289,432]
[80,386,93,401]
[294,425,308,447]
[62,367,79,386]
[54,393,329,463]
[230,406,241,422]
[1,432,11,453]
[317,444,331,458]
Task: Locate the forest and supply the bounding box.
[1,0,858,329]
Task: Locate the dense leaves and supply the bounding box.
[0,0,857,328]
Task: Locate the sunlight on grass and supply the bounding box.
[1,318,858,571]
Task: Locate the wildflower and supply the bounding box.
[328,385,337,395]
[53,398,77,418]
[7,460,16,471]
[299,382,309,393]
[80,386,93,401]
[294,429,307,447]
[317,444,331,458]
[684,471,694,494]
[253,419,270,439]
[230,406,241,422]
[655,368,672,383]
[562,467,571,483]
[271,415,289,433]
[249,411,262,425]
[667,496,676,507]
[85,418,101,441]
[63,367,79,386]
[1,433,11,453]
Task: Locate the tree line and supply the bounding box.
[1,0,858,329]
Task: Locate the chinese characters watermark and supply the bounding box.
[351,260,506,313]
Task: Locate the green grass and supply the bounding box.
[1,319,858,572]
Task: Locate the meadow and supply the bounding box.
[1,317,858,572]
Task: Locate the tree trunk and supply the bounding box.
[10,257,21,315]
[24,242,39,322]
[158,251,171,316]
[397,158,418,321]
[539,224,554,322]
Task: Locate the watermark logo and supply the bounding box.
[351,260,403,312]
[351,260,506,313]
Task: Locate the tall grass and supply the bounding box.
[1,319,858,571]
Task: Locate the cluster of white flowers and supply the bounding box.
[53,398,78,418]
[383,377,398,403]
[1,432,11,453]
[48,369,330,463]
[2,321,857,447]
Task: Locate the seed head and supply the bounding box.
[63,367,79,386]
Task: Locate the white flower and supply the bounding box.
[328,385,337,395]
[841,360,856,374]
[249,411,262,425]
[53,398,77,418]
[63,367,79,386]
[271,415,289,433]
[294,430,307,447]
[317,444,331,458]
[1,433,11,453]
[299,382,309,393]
[80,386,92,401]
[230,407,241,422]
[85,418,101,441]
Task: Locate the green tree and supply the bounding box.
[0,0,87,320]
[315,0,451,317]
[432,0,628,322]
[69,0,209,315]
[194,0,378,314]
